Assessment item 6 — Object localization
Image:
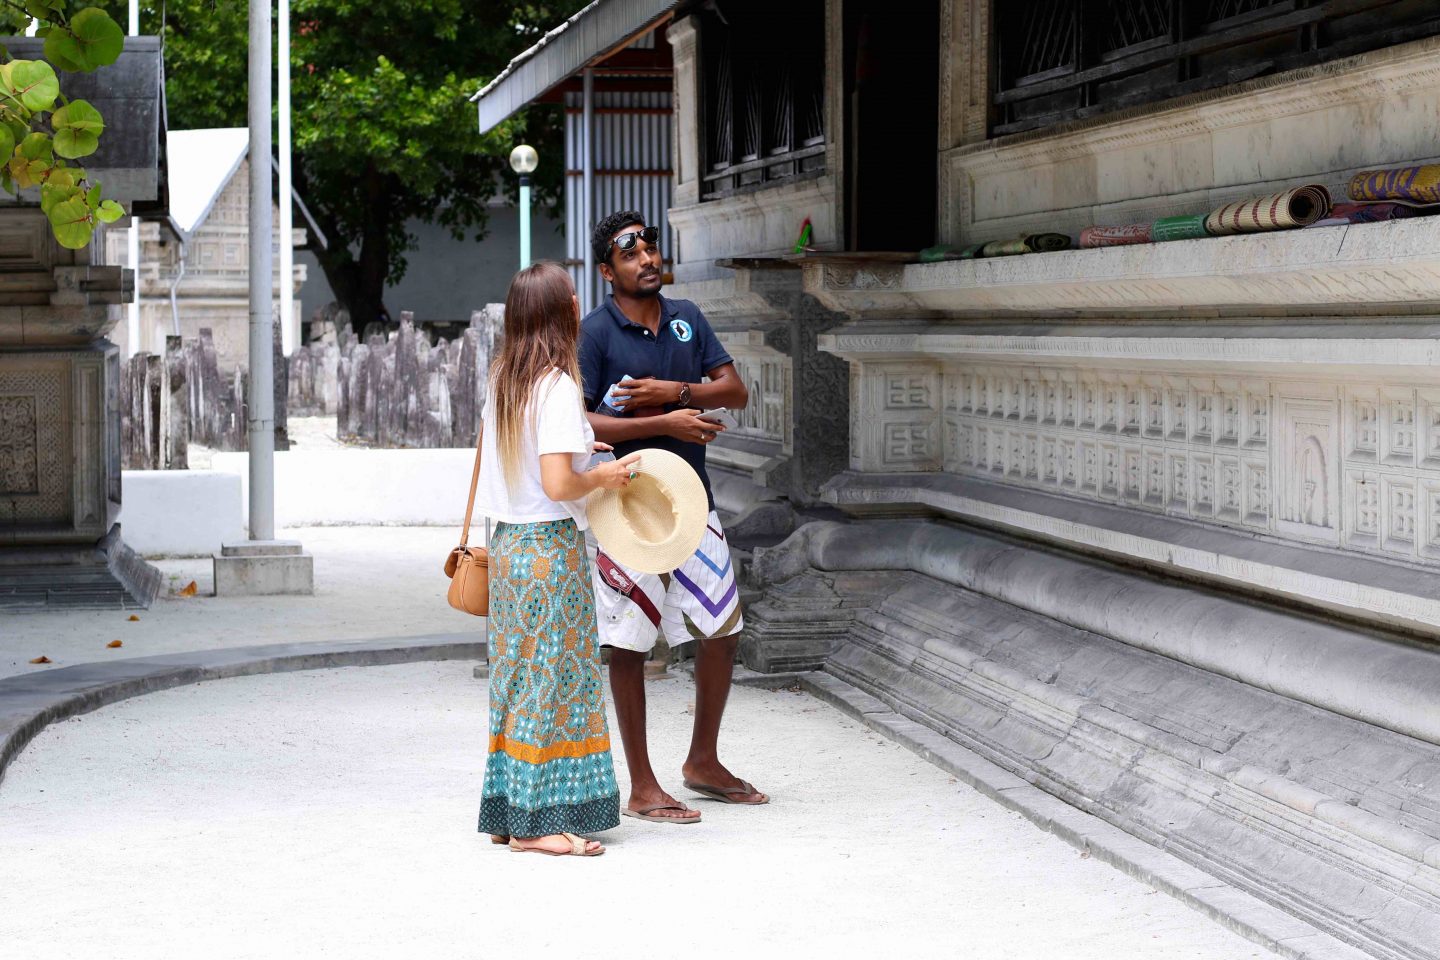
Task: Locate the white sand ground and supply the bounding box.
[1,525,469,680]
[0,661,1273,960]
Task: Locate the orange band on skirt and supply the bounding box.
[489,733,612,764]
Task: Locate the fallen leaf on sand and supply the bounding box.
[107,640,123,649]
[29,656,51,664]
[178,580,198,597]
[127,614,140,621]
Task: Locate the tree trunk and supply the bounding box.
[307,161,392,338]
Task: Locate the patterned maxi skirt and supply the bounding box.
[478,518,620,837]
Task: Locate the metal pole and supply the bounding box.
[278,0,294,357]
[581,67,595,315]
[519,174,531,270]
[126,0,141,358]
[248,0,275,541]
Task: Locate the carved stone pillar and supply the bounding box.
[666,16,701,209]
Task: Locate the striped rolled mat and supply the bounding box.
[1150,215,1210,242]
[1307,202,1417,228]
[1080,223,1152,248]
[1348,165,1440,204]
[1203,184,1332,235]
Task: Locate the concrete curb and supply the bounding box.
[0,633,482,788]
[801,671,1376,960]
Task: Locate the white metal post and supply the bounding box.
[278,0,294,356]
[519,175,531,270]
[126,0,141,358]
[581,67,595,315]
[248,0,275,541]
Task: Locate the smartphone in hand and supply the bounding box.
[697,407,738,431]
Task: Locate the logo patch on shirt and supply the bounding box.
[669,318,693,343]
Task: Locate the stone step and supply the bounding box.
[0,567,149,612]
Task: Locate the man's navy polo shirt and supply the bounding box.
[578,293,733,510]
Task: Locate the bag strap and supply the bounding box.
[459,423,483,548]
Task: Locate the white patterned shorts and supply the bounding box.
[585,510,744,653]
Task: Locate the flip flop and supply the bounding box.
[622,802,702,824]
[507,832,605,857]
[683,778,769,805]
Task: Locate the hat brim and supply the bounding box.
[588,448,708,574]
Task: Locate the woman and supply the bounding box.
[475,261,640,857]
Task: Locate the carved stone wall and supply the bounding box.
[839,354,1440,567]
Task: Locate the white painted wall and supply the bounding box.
[210,449,480,528]
[119,471,246,557]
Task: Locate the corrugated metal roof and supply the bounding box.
[469,0,678,134]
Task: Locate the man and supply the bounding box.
[579,210,768,823]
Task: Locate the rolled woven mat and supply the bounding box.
[1150,215,1209,242]
[1307,201,1417,228]
[1080,224,1152,248]
[1349,165,1440,204]
[979,238,1030,257]
[1204,184,1332,235]
[1025,232,1072,253]
[978,234,1072,258]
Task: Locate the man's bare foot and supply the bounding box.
[626,787,701,822]
[510,833,604,856]
[681,761,768,804]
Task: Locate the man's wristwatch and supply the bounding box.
[677,382,691,407]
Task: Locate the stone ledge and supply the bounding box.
[0,633,482,787]
[823,470,1440,642]
[802,671,1375,960]
[819,319,1440,375]
[802,219,1440,318]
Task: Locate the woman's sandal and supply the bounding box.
[489,834,509,845]
[507,832,605,857]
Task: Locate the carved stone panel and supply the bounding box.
[1274,396,1340,545]
[0,358,72,527]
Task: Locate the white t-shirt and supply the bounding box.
[474,370,596,530]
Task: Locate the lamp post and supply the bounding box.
[509,144,538,270]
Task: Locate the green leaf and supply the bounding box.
[0,126,16,170]
[68,8,124,70]
[17,131,51,161]
[39,180,78,215]
[43,30,87,73]
[4,60,59,112]
[46,193,92,248]
[96,198,123,223]
[4,117,28,147]
[50,99,102,158]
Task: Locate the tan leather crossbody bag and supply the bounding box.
[444,426,490,617]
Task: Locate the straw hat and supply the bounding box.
[588,448,707,574]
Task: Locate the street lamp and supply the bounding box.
[510,144,538,270]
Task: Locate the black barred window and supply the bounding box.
[700,1,825,200]
[993,0,1440,136]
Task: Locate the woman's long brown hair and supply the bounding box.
[490,261,584,489]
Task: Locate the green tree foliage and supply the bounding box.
[100,0,588,329]
[0,1,127,248]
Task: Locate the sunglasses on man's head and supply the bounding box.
[610,226,660,252]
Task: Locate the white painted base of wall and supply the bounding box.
[210,449,478,528]
[119,470,246,558]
